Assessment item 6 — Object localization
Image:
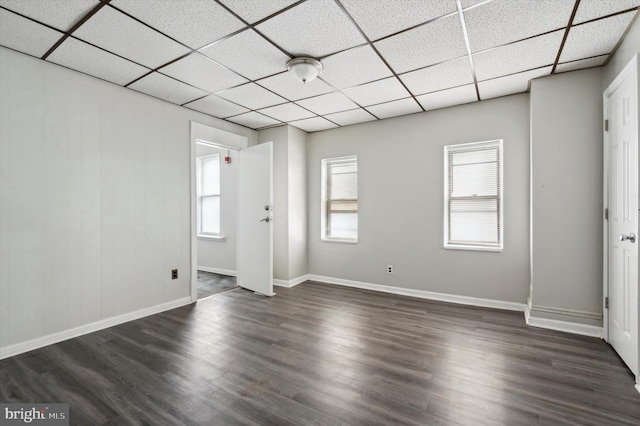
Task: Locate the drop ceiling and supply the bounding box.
[1,0,638,133]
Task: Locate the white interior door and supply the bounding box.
[607,60,639,379]
[237,142,274,296]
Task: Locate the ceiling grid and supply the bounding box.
[0,0,638,132]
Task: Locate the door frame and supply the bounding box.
[602,54,640,390]
[189,122,248,302]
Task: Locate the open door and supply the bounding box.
[605,55,639,389]
[237,142,274,296]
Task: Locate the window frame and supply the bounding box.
[443,140,503,252]
[197,154,222,238]
[321,155,358,243]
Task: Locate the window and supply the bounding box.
[197,154,221,237]
[444,140,503,251]
[321,156,358,242]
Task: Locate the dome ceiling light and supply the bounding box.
[286,57,323,84]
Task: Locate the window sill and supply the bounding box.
[444,244,502,252]
[321,238,358,244]
[198,235,226,242]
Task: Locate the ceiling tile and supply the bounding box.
[324,108,376,126]
[111,0,245,49]
[183,94,249,118]
[461,0,489,8]
[258,72,334,101]
[218,0,299,24]
[0,8,62,57]
[217,83,287,110]
[160,53,247,93]
[74,6,190,69]
[574,0,640,24]
[560,12,636,63]
[289,117,338,132]
[478,66,552,100]
[366,98,422,120]
[227,112,281,129]
[258,103,316,122]
[399,56,474,96]
[342,77,410,106]
[374,14,467,73]
[416,84,477,111]
[555,55,608,73]
[256,0,366,58]
[48,37,149,85]
[320,45,392,89]
[464,0,574,53]
[200,29,289,80]
[296,92,358,115]
[340,0,456,41]
[0,0,99,32]
[129,72,207,105]
[473,30,562,81]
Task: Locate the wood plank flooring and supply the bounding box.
[1,281,639,425]
[197,271,237,299]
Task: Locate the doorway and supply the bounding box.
[190,122,248,302]
[603,54,640,391]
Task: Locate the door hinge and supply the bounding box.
[605,208,608,220]
[605,119,609,131]
[605,297,609,309]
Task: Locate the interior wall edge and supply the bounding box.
[307,274,527,312]
[0,296,192,361]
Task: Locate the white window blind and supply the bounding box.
[197,154,221,236]
[444,140,503,251]
[322,156,358,242]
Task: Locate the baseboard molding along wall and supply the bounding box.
[197,266,237,277]
[307,274,526,312]
[0,297,192,360]
[274,274,309,288]
[525,303,603,338]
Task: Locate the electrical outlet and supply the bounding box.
[171,269,178,280]
[387,265,393,275]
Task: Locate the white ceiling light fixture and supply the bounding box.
[286,57,323,83]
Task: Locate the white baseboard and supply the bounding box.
[307,274,526,312]
[197,266,237,277]
[273,274,309,288]
[0,296,192,360]
[525,303,603,338]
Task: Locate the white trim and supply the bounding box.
[0,297,192,360]
[635,384,640,395]
[307,274,525,312]
[525,303,603,338]
[197,266,237,277]
[197,235,227,241]
[273,274,309,288]
[525,305,603,338]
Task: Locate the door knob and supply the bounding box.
[260,216,272,223]
[620,233,636,243]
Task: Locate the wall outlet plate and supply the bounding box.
[171,269,178,280]
[387,265,393,274]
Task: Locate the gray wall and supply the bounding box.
[0,47,255,354]
[287,126,308,280]
[530,68,604,319]
[196,143,238,275]
[307,95,531,303]
[604,14,640,88]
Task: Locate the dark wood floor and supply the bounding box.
[197,270,237,299]
[1,281,639,425]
